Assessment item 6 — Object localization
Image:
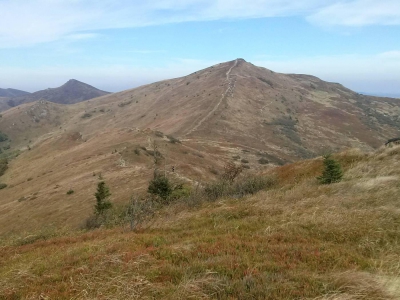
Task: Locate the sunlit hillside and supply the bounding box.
[1,145,400,299]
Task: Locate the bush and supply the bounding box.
[0,158,8,177]
[148,175,172,202]
[0,131,8,142]
[167,135,181,144]
[0,183,7,189]
[203,175,276,201]
[318,154,343,184]
[258,158,269,165]
[66,189,74,195]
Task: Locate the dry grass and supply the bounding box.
[1,146,400,299]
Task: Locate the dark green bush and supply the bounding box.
[0,158,8,177]
[0,131,8,142]
[148,175,172,202]
[66,189,74,195]
[0,183,7,189]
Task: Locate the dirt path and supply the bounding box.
[184,59,238,136]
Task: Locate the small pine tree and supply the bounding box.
[94,181,112,214]
[148,175,172,202]
[318,154,343,184]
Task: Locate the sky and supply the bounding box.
[0,0,400,95]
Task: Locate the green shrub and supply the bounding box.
[318,154,343,184]
[148,175,172,202]
[258,158,269,165]
[0,158,8,177]
[167,135,181,144]
[66,189,74,195]
[0,183,7,189]
[81,113,92,119]
[0,131,8,142]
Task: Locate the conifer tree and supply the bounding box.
[94,181,112,214]
[318,154,343,184]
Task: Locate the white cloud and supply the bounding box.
[0,0,332,48]
[1,1,399,47]
[308,0,400,26]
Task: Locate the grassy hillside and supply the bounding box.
[1,146,400,299]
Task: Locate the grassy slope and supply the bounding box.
[1,146,400,299]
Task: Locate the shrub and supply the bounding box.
[258,158,269,165]
[203,175,276,201]
[221,162,243,182]
[148,175,172,202]
[81,113,92,119]
[155,131,164,137]
[66,189,74,195]
[318,154,343,184]
[0,183,7,189]
[167,135,181,144]
[95,181,112,214]
[0,131,8,142]
[0,158,8,177]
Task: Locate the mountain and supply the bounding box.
[2,79,110,110]
[1,58,400,234]
[0,88,30,97]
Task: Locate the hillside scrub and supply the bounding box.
[1,146,400,299]
[0,158,8,177]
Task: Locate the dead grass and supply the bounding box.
[1,146,400,299]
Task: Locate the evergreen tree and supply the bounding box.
[94,181,112,214]
[318,154,343,184]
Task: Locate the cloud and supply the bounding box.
[308,0,400,27]
[0,0,328,48]
[0,1,399,47]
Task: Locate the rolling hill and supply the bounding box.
[0,88,30,98]
[0,58,400,234]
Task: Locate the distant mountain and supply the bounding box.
[0,88,30,97]
[2,79,110,110]
[359,92,400,98]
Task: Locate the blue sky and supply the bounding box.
[0,0,400,95]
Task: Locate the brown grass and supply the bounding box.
[1,146,400,299]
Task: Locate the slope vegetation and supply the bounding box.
[1,146,400,299]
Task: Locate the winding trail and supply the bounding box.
[184,59,238,136]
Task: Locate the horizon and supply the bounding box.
[1,1,400,95]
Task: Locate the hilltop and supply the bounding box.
[0,59,400,234]
[0,79,110,110]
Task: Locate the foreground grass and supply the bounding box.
[1,147,400,299]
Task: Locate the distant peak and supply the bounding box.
[237,58,247,62]
[66,79,80,83]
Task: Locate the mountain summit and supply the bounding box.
[2,80,110,109]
